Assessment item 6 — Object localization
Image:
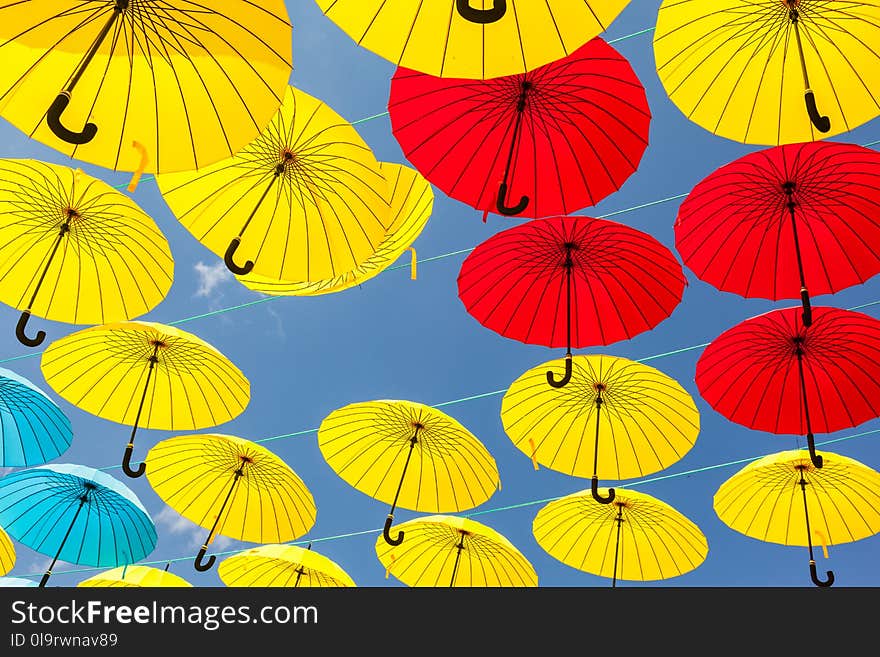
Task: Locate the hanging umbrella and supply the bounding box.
[0,577,36,587]
[0,463,157,587]
[145,434,317,573]
[458,216,686,387]
[314,0,631,80]
[1,524,13,575]
[317,400,499,546]
[695,306,880,469]
[714,449,880,587]
[675,141,880,327]
[40,321,250,479]
[218,544,356,588]
[376,514,537,587]
[653,0,880,145]
[238,162,433,296]
[156,84,391,279]
[78,564,191,588]
[533,487,708,587]
[0,1,292,179]
[0,366,72,466]
[389,38,651,219]
[0,159,173,347]
[501,354,700,504]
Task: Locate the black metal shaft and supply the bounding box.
[388,429,420,518]
[564,246,573,358]
[238,166,284,239]
[612,505,624,588]
[25,217,72,312]
[789,8,813,90]
[128,343,160,449]
[40,495,88,587]
[201,464,245,549]
[450,532,466,588]
[66,2,128,94]
[783,184,809,293]
[797,467,818,564]
[593,388,604,480]
[499,82,531,202]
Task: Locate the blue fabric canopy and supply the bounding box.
[0,366,72,466]
[0,464,157,585]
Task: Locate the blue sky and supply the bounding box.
[1,0,879,588]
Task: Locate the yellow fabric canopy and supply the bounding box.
[0,525,14,576]
[219,544,355,588]
[78,565,192,588]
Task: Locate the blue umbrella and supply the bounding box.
[0,464,157,587]
[0,367,72,466]
[0,577,37,587]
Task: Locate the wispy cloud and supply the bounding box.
[154,506,236,554]
[193,260,232,299]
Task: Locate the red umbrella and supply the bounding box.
[458,215,687,386]
[388,37,651,220]
[695,306,880,468]
[675,141,880,327]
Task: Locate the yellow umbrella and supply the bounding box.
[145,434,317,573]
[0,159,172,347]
[714,448,880,587]
[314,1,631,79]
[317,400,499,546]
[77,564,192,588]
[1,525,14,576]
[533,487,708,587]
[218,543,355,588]
[501,354,700,505]
[654,0,880,145]
[238,162,433,296]
[376,514,537,587]
[0,1,292,180]
[40,321,250,479]
[156,84,391,281]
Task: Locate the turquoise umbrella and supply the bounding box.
[0,577,37,587]
[0,464,156,587]
[0,367,72,466]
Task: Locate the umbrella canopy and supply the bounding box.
[653,0,880,145]
[77,565,191,588]
[317,399,499,546]
[0,1,292,177]
[314,0,631,80]
[238,162,433,296]
[533,487,708,586]
[389,38,651,219]
[458,215,686,386]
[695,306,880,468]
[714,449,880,587]
[145,434,317,573]
[219,544,356,588]
[40,321,250,479]
[675,141,880,326]
[0,463,157,587]
[156,84,391,280]
[0,577,36,587]
[376,514,538,587]
[0,366,72,467]
[1,524,13,575]
[0,159,173,347]
[501,354,700,504]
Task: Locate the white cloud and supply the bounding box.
[153,506,237,554]
[193,260,232,299]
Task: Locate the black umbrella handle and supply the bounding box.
[224,237,254,275]
[496,183,530,216]
[809,561,834,587]
[591,476,615,505]
[383,515,404,546]
[194,545,217,572]
[46,93,98,145]
[801,288,813,327]
[456,0,507,23]
[806,433,823,469]
[121,443,146,478]
[546,356,573,388]
[804,91,831,134]
[15,310,46,347]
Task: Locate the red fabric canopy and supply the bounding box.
[675,141,880,301]
[457,215,686,349]
[695,306,880,437]
[389,37,651,220]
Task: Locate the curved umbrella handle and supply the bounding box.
[806,433,824,469]
[546,356,572,388]
[383,515,404,546]
[16,310,46,347]
[591,476,615,505]
[456,0,507,23]
[224,237,254,275]
[46,93,98,145]
[496,183,530,216]
[804,90,831,133]
[801,288,813,327]
[121,443,146,479]
[194,545,217,572]
[809,561,834,588]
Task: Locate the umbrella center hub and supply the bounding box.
[276,149,297,173]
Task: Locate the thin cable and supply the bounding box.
[21,426,879,579]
